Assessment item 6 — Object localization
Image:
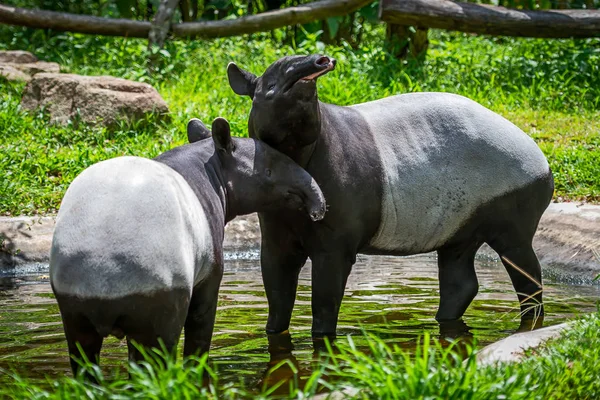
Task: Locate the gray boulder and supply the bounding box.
[0,61,61,82]
[0,50,38,64]
[7,61,60,75]
[0,50,60,82]
[0,64,31,82]
[21,73,169,125]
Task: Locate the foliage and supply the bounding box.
[0,26,599,215]
[315,310,600,399]
[4,0,597,48]
[1,311,599,398]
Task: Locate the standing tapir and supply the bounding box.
[50,117,326,374]
[227,55,554,338]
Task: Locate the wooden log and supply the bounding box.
[172,0,374,38]
[0,0,374,39]
[379,0,600,38]
[0,3,151,37]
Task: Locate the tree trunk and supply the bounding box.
[148,0,179,49]
[191,0,200,20]
[147,0,180,72]
[146,0,153,21]
[385,23,428,58]
[180,0,192,21]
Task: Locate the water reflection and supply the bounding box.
[0,253,598,392]
[259,332,299,393]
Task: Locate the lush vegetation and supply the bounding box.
[1,310,599,399]
[1,24,598,215]
[1,10,599,398]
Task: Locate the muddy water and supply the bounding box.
[0,253,598,390]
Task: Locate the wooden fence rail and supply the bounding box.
[379,0,600,38]
[0,0,373,39]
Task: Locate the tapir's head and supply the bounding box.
[188,117,326,221]
[227,55,336,152]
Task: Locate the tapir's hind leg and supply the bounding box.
[487,233,544,326]
[436,241,482,321]
[484,175,550,328]
[61,312,103,378]
[183,268,223,357]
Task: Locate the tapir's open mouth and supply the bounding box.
[295,56,336,84]
[299,57,335,81]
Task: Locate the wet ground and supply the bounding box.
[0,252,598,391]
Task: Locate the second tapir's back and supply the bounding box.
[351,92,552,253]
[50,156,215,299]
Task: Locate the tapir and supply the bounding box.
[50,117,326,374]
[227,54,554,338]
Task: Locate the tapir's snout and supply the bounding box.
[305,177,327,222]
[314,55,336,70]
[292,55,336,83]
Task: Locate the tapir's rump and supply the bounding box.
[50,156,214,299]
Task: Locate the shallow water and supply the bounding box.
[0,253,598,391]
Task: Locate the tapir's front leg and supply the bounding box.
[183,265,223,357]
[259,213,308,334]
[310,249,355,338]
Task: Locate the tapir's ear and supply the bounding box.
[187,118,211,143]
[227,62,257,97]
[212,117,234,154]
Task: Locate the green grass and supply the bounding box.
[315,309,600,399]
[0,26,599,215]
[1,310,599,399]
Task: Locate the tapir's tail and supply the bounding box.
[81,306,127,339]
[91,319,125,339]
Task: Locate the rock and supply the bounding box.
[0,216,56,267]
[0,50,38,64]
[0,64,31,82]
[6,61,60,76]
[476,322,570,366]
[312,388,360,399]
[0,61,61,82]
[534,203,600,283]
[0,49,60,82]
[223,213,261,251]
[21,73,169,126]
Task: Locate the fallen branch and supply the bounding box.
[379,0,600,38]
[172,0,373,38]
[0,3,150,37]
[0,0,374,39]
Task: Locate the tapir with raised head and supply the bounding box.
[228,55,554,338]
[50,117,326,374]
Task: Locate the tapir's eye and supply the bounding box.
[265,169,272,177]
[266,84,276,99]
